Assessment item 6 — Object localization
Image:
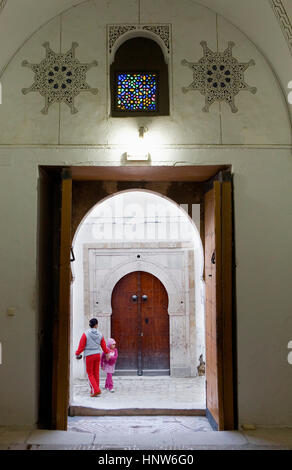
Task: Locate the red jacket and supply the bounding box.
[75,333,110,356]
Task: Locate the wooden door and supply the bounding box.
[111,272,139,370]
[204,180,235,430]
[140,272,170,370]
[111,271,170,374]
[52,170,72,431]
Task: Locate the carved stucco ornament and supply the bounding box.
[22,42,98,114]
[108,24,170,55]
[181,41,257,113]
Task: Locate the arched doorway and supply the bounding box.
[71,188,204,382]
[111,271,170,375]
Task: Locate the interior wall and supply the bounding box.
[0,0,291,427]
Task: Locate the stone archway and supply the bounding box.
[97,257,183,315]
[83,242,194,377]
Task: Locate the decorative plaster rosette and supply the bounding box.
[22,42,98,114]
[181,41,257,113]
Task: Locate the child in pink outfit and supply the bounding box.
[101,338,118,392]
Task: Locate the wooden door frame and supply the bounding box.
[221,180,237,430]
[52,170,72,430]
[38,165,237,430]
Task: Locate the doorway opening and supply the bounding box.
[37,164,236,431]
[70,189,206,414]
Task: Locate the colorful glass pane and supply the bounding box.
[117,73,157,111]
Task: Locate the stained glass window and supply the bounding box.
[116,73,157,111]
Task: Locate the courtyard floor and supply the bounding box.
[70,375,206,413]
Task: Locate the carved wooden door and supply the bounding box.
[111,271,170,375]
[204,180,235,430]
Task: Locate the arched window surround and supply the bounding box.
[110,35,170,117]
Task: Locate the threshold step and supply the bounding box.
[114,370,170,376]
[68,406,206,417]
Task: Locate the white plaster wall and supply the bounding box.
[0,0,291,427]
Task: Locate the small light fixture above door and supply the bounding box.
[126,126,150,161]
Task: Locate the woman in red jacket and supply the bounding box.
[75,318,110,397]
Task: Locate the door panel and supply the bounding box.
[205,182,223,429]
[140,272,169,370]
[111,272,139,370]
[111,271,170,374]
[204,180,234,431]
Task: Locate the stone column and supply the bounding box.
[169,312,190,377]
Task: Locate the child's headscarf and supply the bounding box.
[107,338,116,348]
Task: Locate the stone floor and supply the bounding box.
[70,376,206,411]
[1,419,292,450]
[68,415,214,450]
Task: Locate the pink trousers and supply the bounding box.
[105,373,113,390]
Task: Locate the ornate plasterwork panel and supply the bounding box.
[22,42,98,114]
[108,25,137,54]
[108,24,171,55]
[181,41,257,113]
[270,0,292,55]
[142,25,170,53]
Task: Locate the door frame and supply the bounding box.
[37,164,237,431]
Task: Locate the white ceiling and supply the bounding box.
[0,0,291,119]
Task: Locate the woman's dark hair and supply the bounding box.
[89,318,98,328]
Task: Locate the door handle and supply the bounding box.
[211,251,216,264]
[70,247,75,262]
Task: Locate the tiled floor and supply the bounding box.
[67,416,213,450]
[68,415,212,434]
[1,420,292,450]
